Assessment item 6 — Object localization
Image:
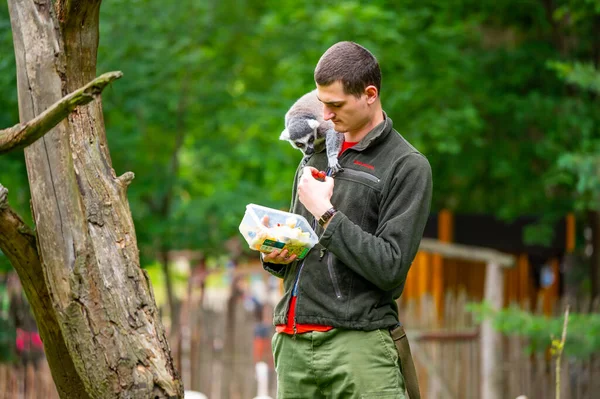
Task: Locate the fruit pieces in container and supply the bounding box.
[238,203,318,260]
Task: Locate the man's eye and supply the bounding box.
[295,143,304,148]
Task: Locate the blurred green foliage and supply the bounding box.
[0,0,598,268]
[469,301,600,358]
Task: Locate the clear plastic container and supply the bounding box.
[239,204,319,260]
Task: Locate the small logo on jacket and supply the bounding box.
[353,160,375,170]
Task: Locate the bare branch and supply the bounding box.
[555,305,570,399]
[0,71,123,155]
[0,182,86,397]
[0,185,8,210]
[117,172,135,197]
[0,183,37,257]
[117,171,135,187]
[0,185,38,291]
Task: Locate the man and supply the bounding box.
[262,41,432,398]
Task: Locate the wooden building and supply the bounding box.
[402,210,576,319]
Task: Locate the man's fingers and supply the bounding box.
[277,249,289,261]
[277,250,297,263]
[263,250,279,261]
[263,249,296,264]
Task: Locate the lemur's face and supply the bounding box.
[290,131,316,155]
[280,118,320,155]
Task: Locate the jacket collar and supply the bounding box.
[351,112,392,152]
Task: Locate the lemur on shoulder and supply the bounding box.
[279,90,344,175]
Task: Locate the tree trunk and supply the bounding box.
[0,184,89,398]
[589,210,600,300]
[6,0,183,397]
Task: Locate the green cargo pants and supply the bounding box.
[272,328,406,399]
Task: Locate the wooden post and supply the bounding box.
[518,254,531,307]
[565,213,576,253]
[481,261,504,399]
[414,239,514,399]
[432,210,453,322]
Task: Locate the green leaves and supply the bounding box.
[548,61,600,94]
[468,302,600,358]
[1,0,598,262]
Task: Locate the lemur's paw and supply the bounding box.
[328,161,344,176]
[300,155,312,168]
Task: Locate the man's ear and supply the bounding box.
[307,119,320,129]
[279,128,290,140]
[365,85,379,104]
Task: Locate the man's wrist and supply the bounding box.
[313,202,334,220]
[318,207,337,227]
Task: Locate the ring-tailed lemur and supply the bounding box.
[279,89,344,174]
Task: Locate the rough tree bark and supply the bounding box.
[0,72,121,398]
[1,183,89,397]
[2,0,183,397]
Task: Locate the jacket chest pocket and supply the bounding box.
[332,167,381,231]
[335,168,381,192]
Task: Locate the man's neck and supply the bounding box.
[344,108,385,143]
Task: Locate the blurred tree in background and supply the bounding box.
[1,0,598,293]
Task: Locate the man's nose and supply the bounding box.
[323,106,335,121]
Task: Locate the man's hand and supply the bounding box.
[260,215,297,264]
[298,167,334,220]
[262,249,297,264]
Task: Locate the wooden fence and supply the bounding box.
[1,276,599,398]
[402,291,600,399]
[170,274,277,399]
[0,361,58,399]
[170,270,600,399]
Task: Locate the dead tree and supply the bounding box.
[0,1,183,397]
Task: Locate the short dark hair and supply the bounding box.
[314,41,381,97]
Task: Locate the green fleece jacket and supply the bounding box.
[263,115,432,331]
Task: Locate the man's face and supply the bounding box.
[316,81,370,135]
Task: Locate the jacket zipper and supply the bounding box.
[291,169,337,337]
[339,168,380,184]
[291,259,304,338]
[326,251,343,299]
[291,212,320,338]
[320,248,343,299]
